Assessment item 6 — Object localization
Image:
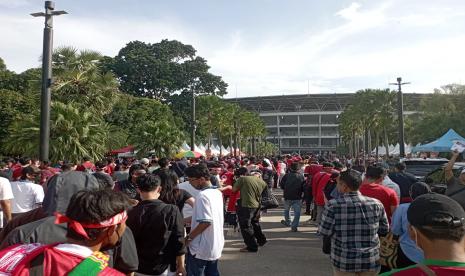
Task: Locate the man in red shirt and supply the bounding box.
[76,157,95,173]
[312,162,334,225]
[12,157,32,181]
[304,162,323,216]
[360,165,399,223]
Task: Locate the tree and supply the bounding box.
[0,89,37,149]
[128,120,184,157]
[2,102,110,163]
[106,40,228,101]
[338,89,397,159]
[106,95,185,156]
[52,47,120,116]
[406,84,465,144]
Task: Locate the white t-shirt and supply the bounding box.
[10,180,44,214]
[189,188,224,261]
[279,162,287,175]
[178,181,200,219]
[0,177,14,228]
[0,177,14,201]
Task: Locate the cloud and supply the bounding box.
[1,0,465,99]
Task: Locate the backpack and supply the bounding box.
[42,171,99,215]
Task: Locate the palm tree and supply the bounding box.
[52,46,120,116]
[3,102,110,163]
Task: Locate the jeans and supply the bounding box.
[187,251,220,276]
[237,205,267,251]
[283,199,302,229]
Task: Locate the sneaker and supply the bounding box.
[239,247,257,253]
[258,240,268,247]
[280,220,291,227]
[291,227,298,232]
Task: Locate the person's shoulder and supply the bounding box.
[379,264,421,275]
[359,193,383,204]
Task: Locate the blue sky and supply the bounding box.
[1,0,465,97]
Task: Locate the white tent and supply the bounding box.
[194,144,205,156]
[221,145,230,156]
[181,142,190,151]
[372,144,412,155]
[210,146,220,156]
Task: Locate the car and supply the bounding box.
[401,158,449,180]
[423,162,465,194]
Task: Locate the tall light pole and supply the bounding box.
[190,88,196,151]
[31,1,67,161]
[389,77,410,158]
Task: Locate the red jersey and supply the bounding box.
[76,161,95,172]
[359,181,399,222]
[221,171,235,196]
[382,259,465,275]
[312,172,331,206]
[12,164,23,180]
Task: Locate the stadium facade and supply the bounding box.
[227,93,426,154]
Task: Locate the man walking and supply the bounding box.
[184,165,224,276]
[127,174,186,276]
[388,162,417,203]
[232,167,267,252]
[319,170,389,276]
[9,166,44,217]
[360,165,399,223]
[280,162,305,232]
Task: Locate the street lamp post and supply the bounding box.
[31,1,67,162]
[389,77,410,158]
[190,88,196,151]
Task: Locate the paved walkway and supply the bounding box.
[220,199,332,276]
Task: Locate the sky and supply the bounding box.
[1,0,465,98]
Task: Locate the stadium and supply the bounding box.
[228,93,427,154]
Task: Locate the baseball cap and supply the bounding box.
[140,158,150,165]
[408,193,465,228]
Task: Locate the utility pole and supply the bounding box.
[389,77,410,158]
[31,1,67,162]
[190,88,196,151]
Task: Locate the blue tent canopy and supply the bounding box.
[412,129,465,152]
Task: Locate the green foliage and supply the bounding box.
[338,89,397,156]
[2,102,110,163]
[256,142,278,156]
[106,95,185,156]
[406,84,465,144]
[106,40,227,101]
[52,46,120,116]
[0,89,37,147]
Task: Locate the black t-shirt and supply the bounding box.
[388,171,417,198]
[126,199,186,275]
[446,177,465,209]
[175,189,193,213]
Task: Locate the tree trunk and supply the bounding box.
[368,129,372,156]
[384,126,390,159]
[252,136,256,156]
[375,131,379,160]
[362,127,366,168]
[218,133,223,157]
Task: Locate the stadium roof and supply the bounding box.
[225,93,428,113]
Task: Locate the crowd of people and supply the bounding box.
[0,151,463,275]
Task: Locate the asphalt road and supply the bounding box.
[219,201,332,276]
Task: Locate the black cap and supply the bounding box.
[408,193,465,228]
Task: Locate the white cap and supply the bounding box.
[461,168,465,175]
[140,158,150,165]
